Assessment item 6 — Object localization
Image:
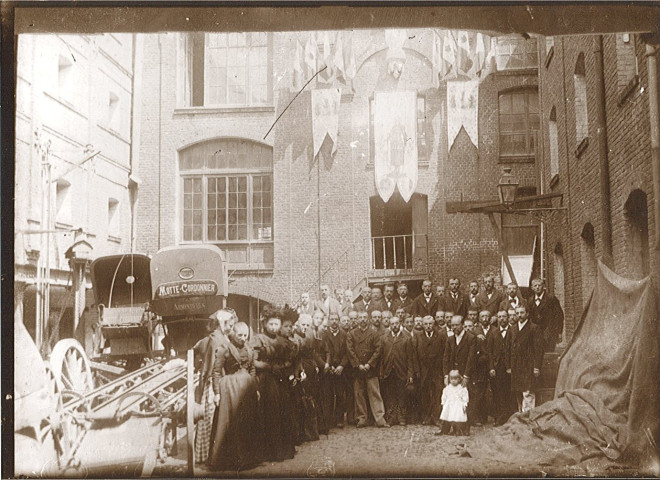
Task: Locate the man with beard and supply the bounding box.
[440,278,469,318]
[297,292,314,315]
[436,285,446,298]
[414,315,446,425]
[443,315,477,434]
[391,282,413,315]
[476,275,504,319]
[381,310,393,331]
[320,313,349,429]
[383,284,396,313]
[527,278,564,353]
[444,311,456,337]
[314,284,342,318]
[370,287,389,314]
[506,305,544,413]
[380,316,414,426]
[341,289,354,316]
[499,282,526,313]
[346,311,389,428]
[487,310,515,425]
[353,286,373,313]
[435,310,446,331]
[464,316,489,427]
[468,281,480,310]
[402,315,416,338]
[370,310,384,335]
[412,280,439,318]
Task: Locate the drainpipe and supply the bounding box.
[645,42,660,253]
[594,35,613,267]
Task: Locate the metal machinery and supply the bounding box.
[90,253,154,368]
[150,244,229,353]
[14,245,229,477]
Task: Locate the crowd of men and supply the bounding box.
[290,276,564,434]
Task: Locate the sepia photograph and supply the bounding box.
[6,3,660,478]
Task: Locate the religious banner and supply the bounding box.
[447,80,479,150]
[374,91,418,203]
[311,88,341,158]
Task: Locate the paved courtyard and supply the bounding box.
[153,423,639,478]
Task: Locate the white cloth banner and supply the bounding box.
[311,88,341,158]
[374,91,418,203]
[502,255,534,288]
[447,80,479,150]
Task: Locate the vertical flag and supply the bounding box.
[374,91,418,203]
[333,31,345,83]
[343,31,357,81]
[293,39,304,90]
[472,32,487,78]
[447,80,479,150]
[442,31,457,80]
[318,31,334,83]
[304,31,317,77]
[312,88,341,158]
[456,30,472,76]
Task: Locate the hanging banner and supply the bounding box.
[374,91,418,203]
[311,88,341,158]
[447,80,479,150]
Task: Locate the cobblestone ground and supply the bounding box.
[152,423,639,478]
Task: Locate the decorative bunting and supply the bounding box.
[312,88,341,158]
[304,31,317,77]
[431,29,496,84]
[447,80,479,150]
[374,91,418,203]
[291,30,357,90]
[293,39,305,90]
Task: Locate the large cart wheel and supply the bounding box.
[49,339,95,394]
[187,349,196,476]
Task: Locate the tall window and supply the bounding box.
[180,139,273,243]
[549,106,559,179]
[369,94,428,164]
[499,89,539,160]
[495,36,538,71]
[574,53,589,144]
[55,179,72,227]
[184,32,272,107]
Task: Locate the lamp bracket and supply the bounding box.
[507,207,568,225]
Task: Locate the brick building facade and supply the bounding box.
[135,29,542,331]
[537,33,658,343]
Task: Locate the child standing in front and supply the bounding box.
[436,369,470,436]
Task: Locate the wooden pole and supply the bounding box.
[487,212,518,286]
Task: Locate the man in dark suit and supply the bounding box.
[346,311,389,428]
[476,275,505,319]
[382,284,396,313]
[506,305,544,413]
[464,316,489,426]
[391,282,413,315]
[414,315,446,425]
[411,279,439,318]
[527,278,564,353]
[341,289,354,316]
[440,278,470,318]
[467,281,480,310]
[370,287,389,315]
[352,286,372,313]
[380,316,415,426]
[499,282,526,313]
[487,310,516,425]
[320,312,349,429]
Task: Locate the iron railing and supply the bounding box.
[369,233,427,271]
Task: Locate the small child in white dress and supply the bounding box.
[438,370,470,435]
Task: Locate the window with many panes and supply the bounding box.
[495,36,539,71]
[183,32,272,107]
[498,89,539,160]
[180,139,273,243]
[369,94,428,164]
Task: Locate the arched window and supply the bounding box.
[498,88,539,160]
[179,139,273,245]
[549,106,559,180]
[574,53,589,145]
[580,222,597,308]
[624,189,650,278]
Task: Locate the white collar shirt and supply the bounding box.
[455,330,465,345]
[518,319,528,330]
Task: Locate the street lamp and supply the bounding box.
[497,167,519,208]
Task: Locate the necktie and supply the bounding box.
[535,298,540,306]
[501,329,506,338]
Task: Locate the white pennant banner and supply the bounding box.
[311,88,341,158]
[374,91,418,203]
[447,80,479,150]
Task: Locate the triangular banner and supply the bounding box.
[447,80,479,150]
[374,91,418,203]
[311,88,341,158]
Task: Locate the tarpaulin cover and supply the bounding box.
[467,261,660,470]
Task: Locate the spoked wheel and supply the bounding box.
[49,339,95,395]
[40,363,90,476]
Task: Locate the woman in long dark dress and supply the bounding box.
[207,322,261,471]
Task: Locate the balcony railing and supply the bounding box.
[368,234,427,272]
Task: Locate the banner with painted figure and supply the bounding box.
[311,88,341,158]
[374,91,418,203]
[447,80,479,150]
